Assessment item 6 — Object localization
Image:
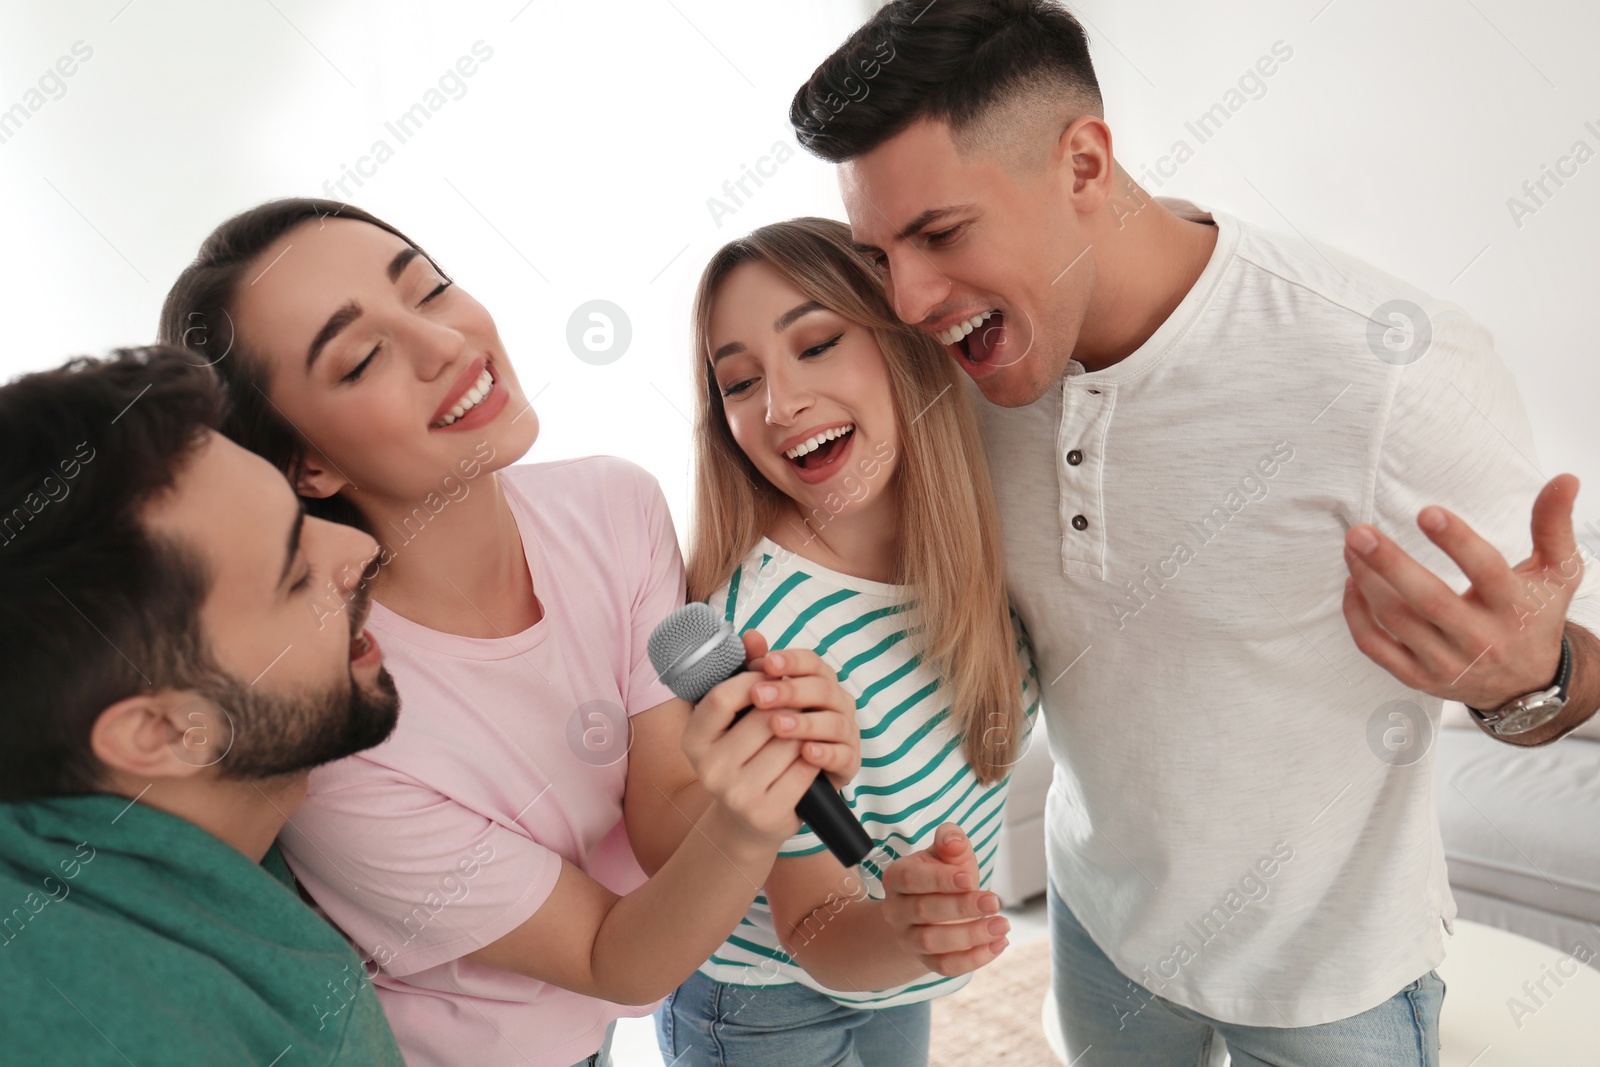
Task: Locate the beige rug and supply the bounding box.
[929,939,1060,1066]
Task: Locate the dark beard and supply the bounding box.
[190,662,400,780]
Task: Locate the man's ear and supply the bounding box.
[90,689,233,782]
[294,449,348,500]
[1059,114,1114,211]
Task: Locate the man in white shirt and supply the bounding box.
[792,1,1600,1063]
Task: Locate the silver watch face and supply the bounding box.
[1495,695,1566,736]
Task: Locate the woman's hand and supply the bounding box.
[742,630,862,788]
[680,630,862,846]
[880,823,1009,977]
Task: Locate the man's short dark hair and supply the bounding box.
[790,0,1102,164]
[0,347,224,799]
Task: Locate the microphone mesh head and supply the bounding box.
[648,602,747,704]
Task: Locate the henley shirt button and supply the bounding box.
[1071,514,1089,530]
[1067,449,1083,465]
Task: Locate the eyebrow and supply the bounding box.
[304,247,423,373]
[851,204,976,255]
[711,300,827,364]
[386,247,421,282]
[278,502,306,590]
[305,301,361,373]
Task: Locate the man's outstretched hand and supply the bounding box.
[1342,473,1584,712]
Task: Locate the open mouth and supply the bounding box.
[783,423,855,473]
[350,627,380,665]
[431,361,498,429]
[348,592,379,664]
[937,309,1008,370]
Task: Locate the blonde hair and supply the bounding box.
[686,217,1023,785]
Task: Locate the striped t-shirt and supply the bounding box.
[696,537,1042,1009]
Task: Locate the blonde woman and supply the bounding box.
[656,217,1042,1067]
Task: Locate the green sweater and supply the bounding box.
[0,794,403,1065]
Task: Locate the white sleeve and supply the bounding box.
[1370,301,1600,639]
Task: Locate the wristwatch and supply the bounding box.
[1466,633,1572,736]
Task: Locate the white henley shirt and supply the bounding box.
[973,199,1600,1027]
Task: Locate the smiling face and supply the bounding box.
[141,430,399,777]
[229,217,537,508]
[708,259,901,523]
[840,116,1097,408]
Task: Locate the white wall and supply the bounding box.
[2,0,1596,539]
[0,0,872,524]
[1074,0,1600,538]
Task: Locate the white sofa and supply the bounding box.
[991,713,1055,907]
[1436,705,1600,968]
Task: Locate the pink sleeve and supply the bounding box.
[623,469,687,717]
[279,773,564,979]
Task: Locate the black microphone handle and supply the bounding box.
[729,707,872,868]
[796,772,873,868]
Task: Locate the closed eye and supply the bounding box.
[422,280,452,303]
[343,343,379,383]
[802,334,843,358]
[926,225,962,246]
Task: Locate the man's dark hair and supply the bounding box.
[157,198,446,536]
[0,347,224,799]
[790,0,1102,164]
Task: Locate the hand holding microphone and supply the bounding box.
[650,603,871,866]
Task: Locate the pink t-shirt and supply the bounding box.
[278,457,686,1067]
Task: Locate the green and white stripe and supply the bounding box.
[696,538,1041,1009]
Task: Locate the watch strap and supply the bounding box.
[1467,632,1572,734]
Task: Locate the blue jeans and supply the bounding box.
[569,1020,615,1067]
[1049,878,1444,1066]
[655,970,932,1067]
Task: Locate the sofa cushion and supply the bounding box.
[1004,712,1053,821]
[1436,727,1600,923]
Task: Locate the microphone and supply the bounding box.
[649,602,873,868]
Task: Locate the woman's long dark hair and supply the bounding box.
[157,199,449,534]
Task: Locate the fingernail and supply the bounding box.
[1420,507,1447,534]
[981,894,1000,913]
[768,652,785,671]
[995,938,1010,952]
[755,684,776,703]
[955,872,973,890]
[775,714,795,731]
[988,918,1009,936]
[1350,528,1378,555]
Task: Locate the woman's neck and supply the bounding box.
[358,472,541,638]
[768,489,901,585]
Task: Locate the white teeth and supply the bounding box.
[936,309,997,345]
[784,423,854,460]
[434,367,495,427]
